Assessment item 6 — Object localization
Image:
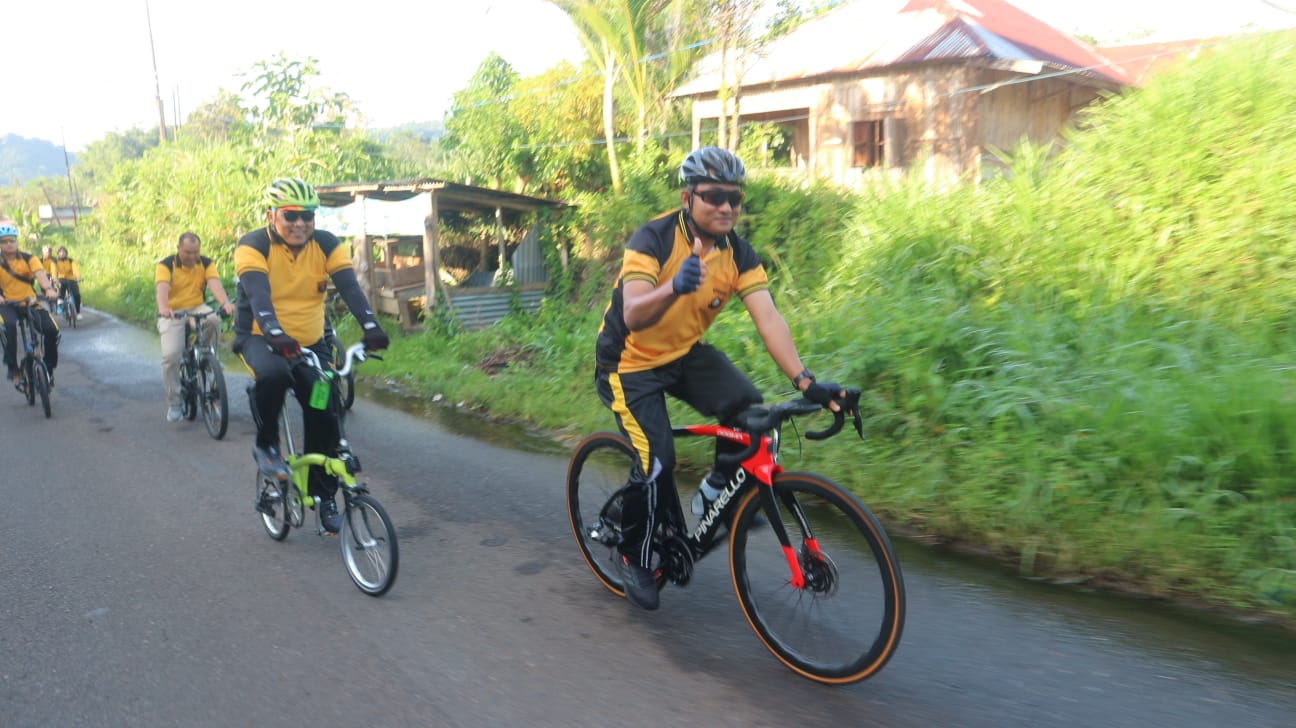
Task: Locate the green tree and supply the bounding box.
[76,128,160,193]
[442,54,526,190]
[549,0,705,192]
[510,62,610,195]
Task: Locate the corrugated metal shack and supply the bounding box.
[316,179,568,329]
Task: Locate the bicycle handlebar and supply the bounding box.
[714,387,865,467]
[297,342,377,378]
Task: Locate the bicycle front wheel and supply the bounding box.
[180,358,198,421]
[340,493,399,596]
[729,472,905,685]
[199,353,229,439]
[22,359,35,406]
[329,337,355,412]
[566,432,642,599]
[257,473,292,541]
[33,360,51,418]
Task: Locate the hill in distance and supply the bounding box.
[0,134,74,185]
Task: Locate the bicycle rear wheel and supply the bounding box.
[257,473,292,541]
[199,353,229,439]
[566,431,645,599]
[32,360,51,418]
[340,493,398,596]
[729,472,905,685]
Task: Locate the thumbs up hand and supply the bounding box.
[671,237,708,295]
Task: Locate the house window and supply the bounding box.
[852,120,885,168]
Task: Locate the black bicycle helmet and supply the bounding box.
[679,146,746,186]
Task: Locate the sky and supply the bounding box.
[5,0,1293,152]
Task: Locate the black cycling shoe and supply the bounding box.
[619,555,660,611]
[319,498,341,534]
[252,444,291,481]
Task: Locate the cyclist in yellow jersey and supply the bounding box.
[0,223,60,386]
[234,177,388,533]
[52,246,84,319]
[40,246,54,275]
[594,147,842,610]
[155,232,236,422]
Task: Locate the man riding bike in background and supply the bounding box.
[593,147,841,610]
[0,223,60,388]
[52,245,84,320]
[234,177,389,533]
[155,232,236,422]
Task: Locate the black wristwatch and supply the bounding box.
[792,369,816,388]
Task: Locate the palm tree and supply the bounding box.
[550,0,704,192]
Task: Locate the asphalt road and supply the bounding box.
[1,310,1293,727]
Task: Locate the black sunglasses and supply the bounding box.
[693,189,744,208]
[281,210,316,223]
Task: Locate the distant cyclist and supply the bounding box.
[51,246,84,319]
[0,223,60,387]
[593,147,841,610]
[155,232,236,422]
[233,177,389,533]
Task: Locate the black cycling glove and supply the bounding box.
[671,255,702,294]
[802,380,839,407]
[265,330,301,358]
[362,322,389,351]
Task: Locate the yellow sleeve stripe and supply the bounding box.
[233,246,268,276]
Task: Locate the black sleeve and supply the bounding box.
[239,270,283,335]
[329,268,379,329]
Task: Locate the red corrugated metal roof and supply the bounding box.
[674,0,1135,96]
[1096,38,1218,85]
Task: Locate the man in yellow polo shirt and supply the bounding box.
[0,222,60,385]
[233,177,388,533]
[155,232,236,422]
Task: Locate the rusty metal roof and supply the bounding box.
[315,178,569,212]
[673,0,1135,97]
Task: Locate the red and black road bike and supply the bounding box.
[567,387,905,685]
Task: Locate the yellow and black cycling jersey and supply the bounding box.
[233,227,352,345]
[156,254,218,310]
[596,209,769,373]
[0,252,46,301]
[51,258,81,280]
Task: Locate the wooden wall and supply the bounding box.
[689,61,1116,188]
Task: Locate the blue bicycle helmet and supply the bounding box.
[0,223,17,239]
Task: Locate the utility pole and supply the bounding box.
[61,129,80,226]
[145,0,166,143]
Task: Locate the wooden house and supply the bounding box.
[673,0,1140,186]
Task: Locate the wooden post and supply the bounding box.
[423,191,452,319]
[355,193,374,303]
[495,206,508,285]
